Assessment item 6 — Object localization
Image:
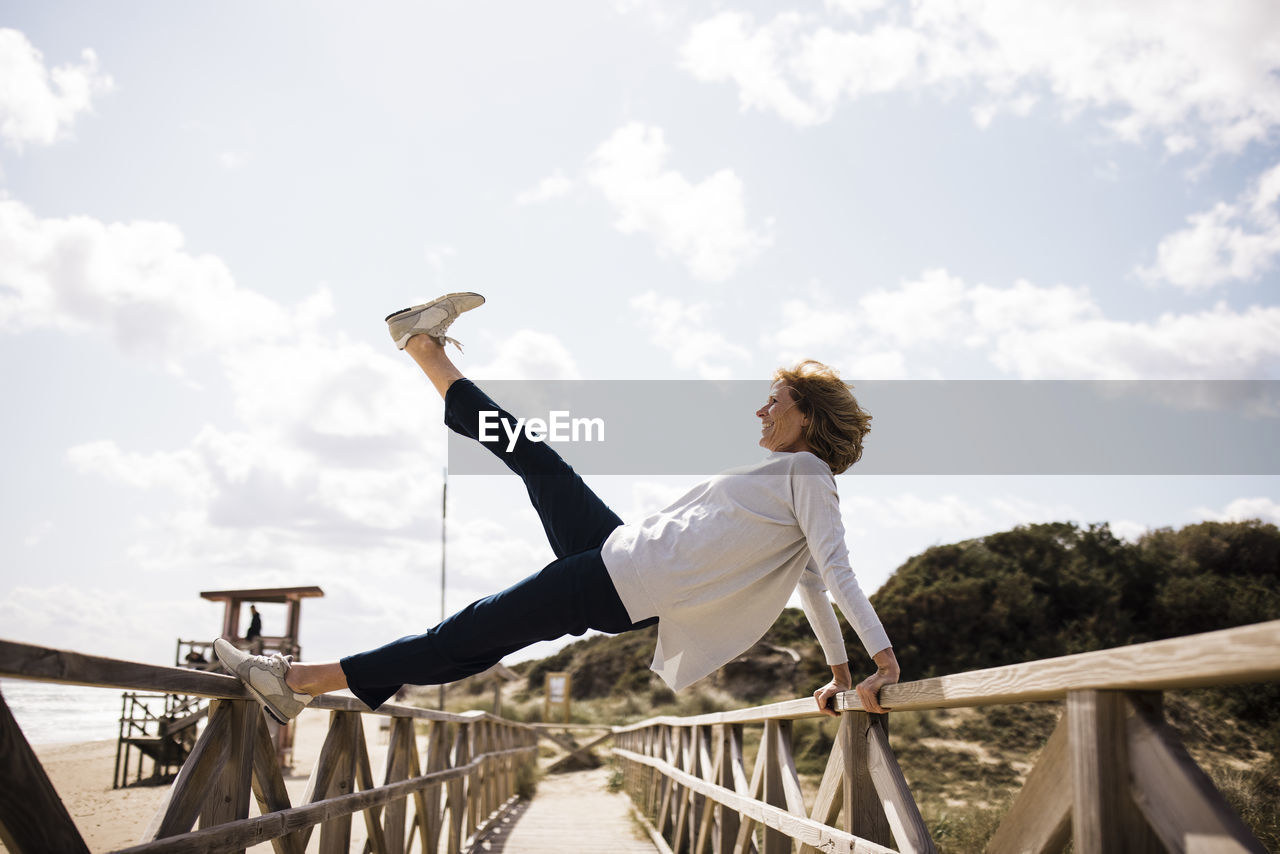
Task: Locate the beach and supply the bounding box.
[5,707,387,853]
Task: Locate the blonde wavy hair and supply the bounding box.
[773,360,871,475]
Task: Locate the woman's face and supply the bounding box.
[757,381,810,453]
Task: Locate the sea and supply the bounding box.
[1,677,134,745]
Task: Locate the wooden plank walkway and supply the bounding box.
[474,766,660,853]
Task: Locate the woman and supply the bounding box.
[215,293,899,722]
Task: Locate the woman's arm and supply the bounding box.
[790,456,898,714]
[797,561,850,666]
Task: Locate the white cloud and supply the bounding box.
[467,329,582,380]
[515,170,574,206]
[586,122,772,282]
[0,193,590,608]
[425,244,456,276]
[218,151,248,171]
[623,479,697,518]
[22,520,54,548]
[844,492,992,530]
[0,198,313,366]
[682,13,828,126]
[1109,519,1149,543]
[987,302,1280,379]
[859,269,975,346]
[67,440,212,500]
[826,0,887,17]
[0,29,113,150]
[0,198,466,591]
[1195,496,1280,525]
[681,2,1280,152]
[764,269,1280,379]
[630,290,752,378]
[1138,161,1280,290]
[70,337,446,542]
[0,584,210,663]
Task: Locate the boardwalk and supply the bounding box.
[476,766,659,853]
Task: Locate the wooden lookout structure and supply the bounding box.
[115,586,326,788]
[201,585,325,660]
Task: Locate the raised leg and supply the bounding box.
[405,335,464,399]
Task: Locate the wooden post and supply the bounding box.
[723,724,747,853]
[352,715,390,854]
[1067,690,1157,854]
[544,672,571,724]
[380,717,412,854]
[0,689,90,854]
[248,710,303,854]
[672,726,698,851]
[844,711,892,847]
[200,700,256,833]
[693,725,723,854]
[445,722,469,854]
[656,726,677,838]
[423,719,449,853]
[300,711,357,854]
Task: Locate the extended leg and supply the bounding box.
[401,315,622,560]
[338,549,639,710]
[441,376,623,558]
[405,334,465,399]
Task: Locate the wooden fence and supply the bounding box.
[0,639,537,854]
[612,619,1280,854]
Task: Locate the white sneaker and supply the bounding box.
[213,638,312,724]
[385,292,486,351]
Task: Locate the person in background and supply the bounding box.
[245,605,263,653]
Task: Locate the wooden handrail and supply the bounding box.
[0,638,534,727]
[611,618,1280,731]
[3,622,1277,853]
[0,640,539,854]
[836,618,1280,714]
[613,620,1279,854]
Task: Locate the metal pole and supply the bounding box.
[439,465,447,712]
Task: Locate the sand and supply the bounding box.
[4,708,382,853]
[6,708,640,853]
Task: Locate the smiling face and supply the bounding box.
[756,380,811,454]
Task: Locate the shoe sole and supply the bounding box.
[385,292,485,323]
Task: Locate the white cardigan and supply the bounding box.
[600,450,892,691]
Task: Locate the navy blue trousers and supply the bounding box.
[340,379,656,710]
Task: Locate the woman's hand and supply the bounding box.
[856,647,900,714]
[814,678,851,717]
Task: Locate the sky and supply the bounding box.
[1,1,1278,672]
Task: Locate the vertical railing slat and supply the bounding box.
[142,698,234,841]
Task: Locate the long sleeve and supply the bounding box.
[601,450,889,691]
[791,454,892,659]
[797,562,848,665]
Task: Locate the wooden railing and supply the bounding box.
[0,639,537,854]
[612,619,1280,854]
